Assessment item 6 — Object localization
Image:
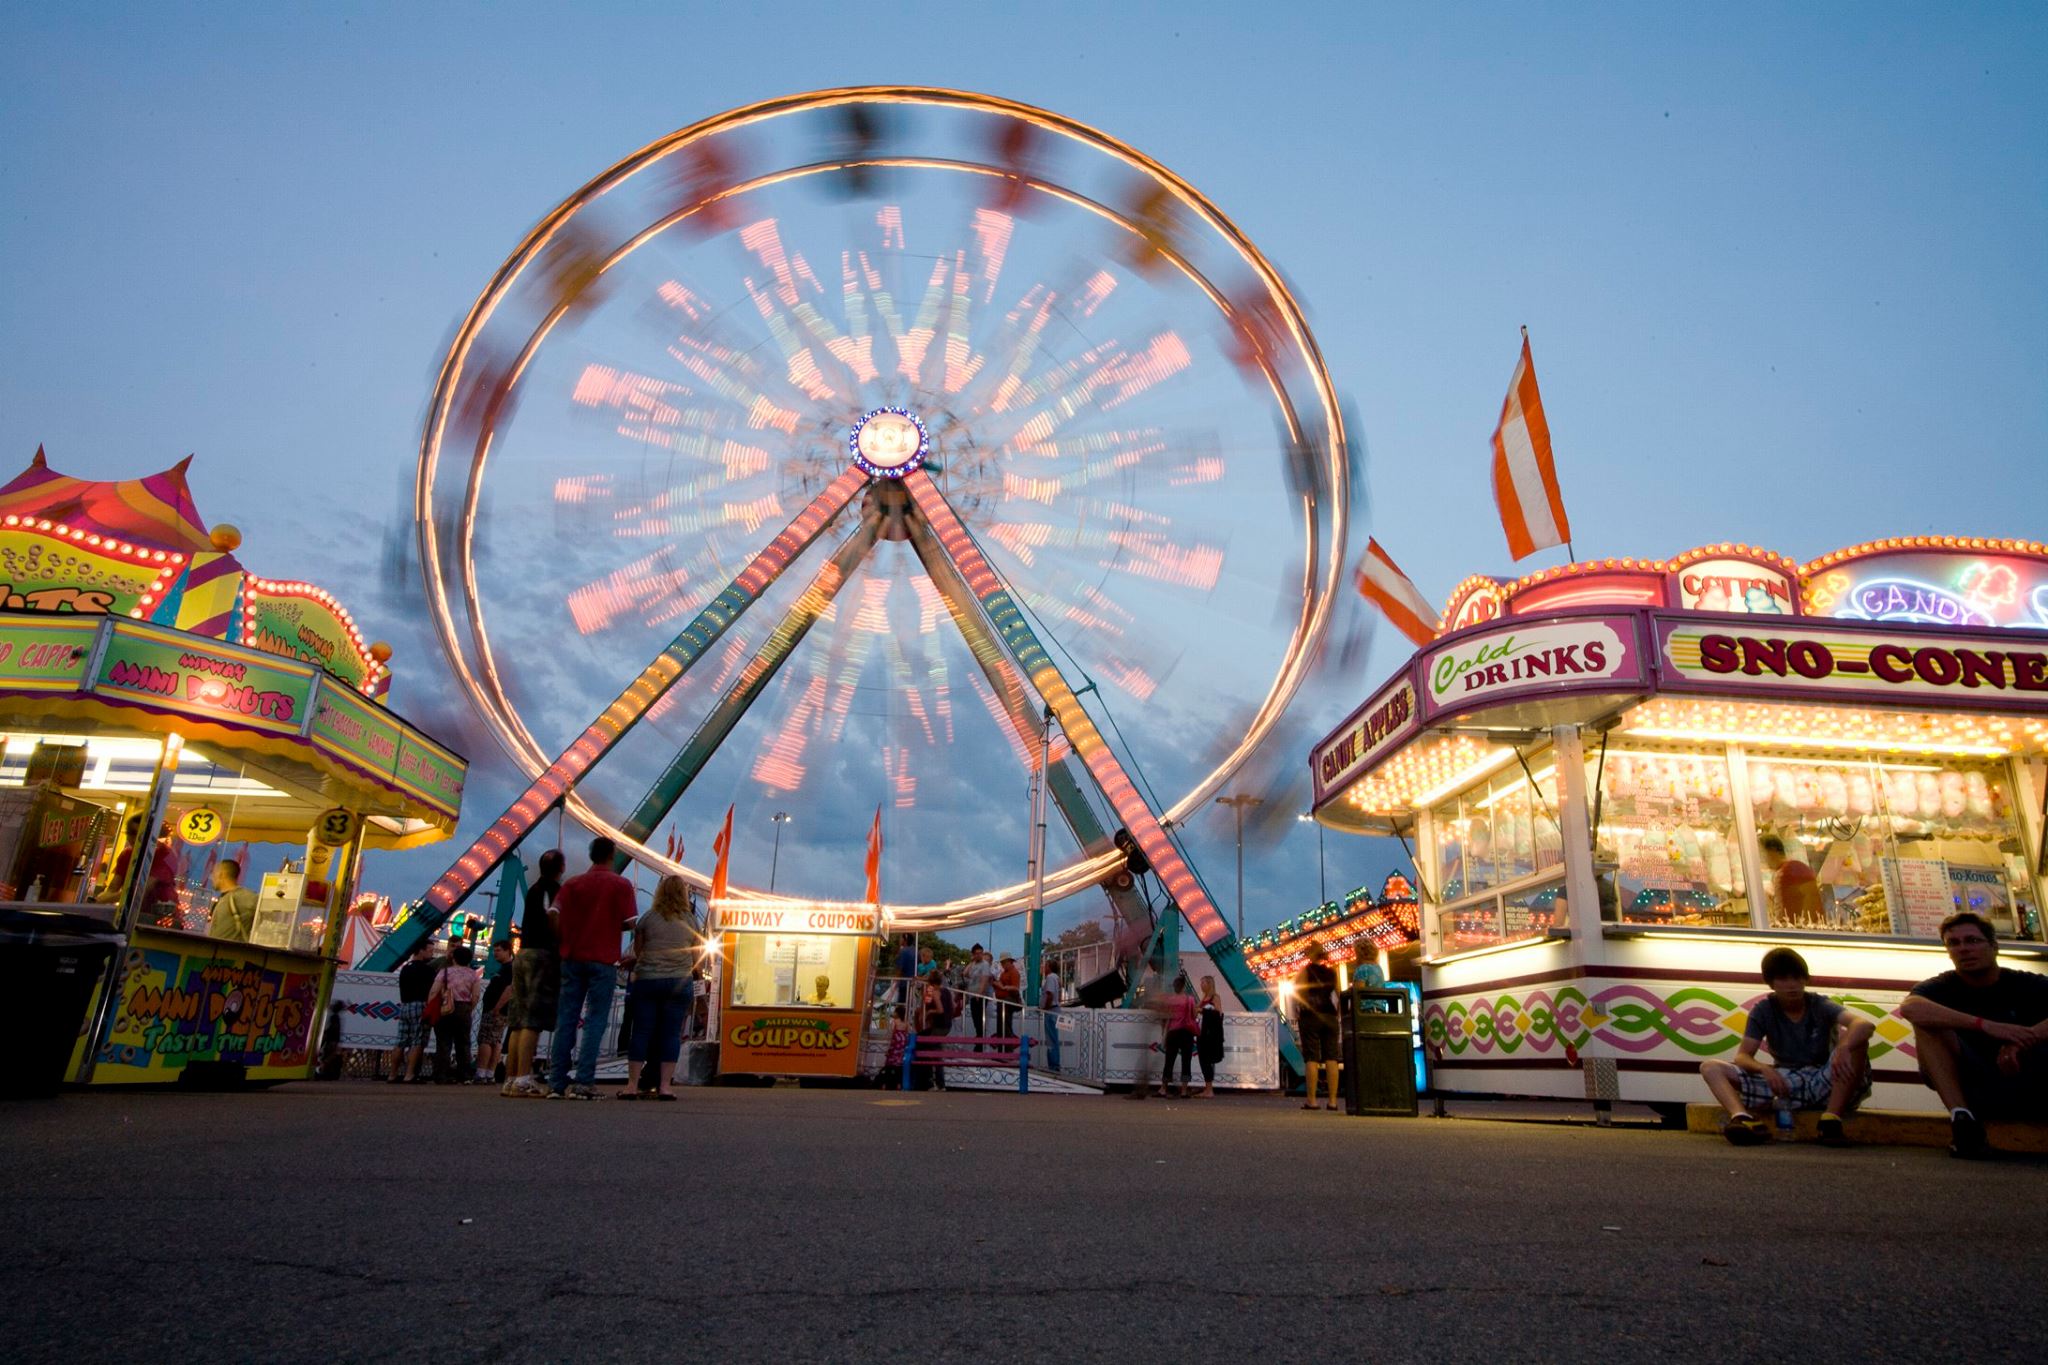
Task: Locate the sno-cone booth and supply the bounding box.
[708,898,882,1078]
[0,449,467,1085]
[1310,540,2048,1115]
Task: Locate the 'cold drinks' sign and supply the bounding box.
[1419,615,1640,721]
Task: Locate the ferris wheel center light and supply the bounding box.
[849,408,929,479]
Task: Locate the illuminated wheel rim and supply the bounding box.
[417,86,1350,925]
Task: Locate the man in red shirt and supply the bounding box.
[548,836,641,1099]
[1761,834,1823,928]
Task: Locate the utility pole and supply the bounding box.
[769,811,791,891]
[1297,811,1327,904]
[1216,793,1263,939]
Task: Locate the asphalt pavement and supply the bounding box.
[2,1081,2044,1363]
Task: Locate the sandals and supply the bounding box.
[615,1090,639,1101]
[653,1092,678,1102]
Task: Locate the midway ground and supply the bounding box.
[1,1083,2043,1362]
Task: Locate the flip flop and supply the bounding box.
[653,1092,678,1102]
[614,1091,639,1101]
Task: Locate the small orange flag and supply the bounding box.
[864,806,882,904]
[1356,538,1441,647]
[1490,331,1572,560]
[710,805,734,901]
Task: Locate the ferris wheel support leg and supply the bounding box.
[901,471,1304,1076]
[901,509,1155,940]
[410,469,870,932]
[613,509,884,862]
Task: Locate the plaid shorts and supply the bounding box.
[474,1008,507,1052]
[395,1001,429,1050]
[1736,1063,1870,1113]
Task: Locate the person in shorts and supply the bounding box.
[1701,947,1873,1146]
[388,942,441,1083]
[503,849,565,1097]
[474,939,515,1085]
[1295,943,1341,1112]
[1900,910,2048,1158]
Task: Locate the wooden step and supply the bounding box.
[1684,1103,2048,1153]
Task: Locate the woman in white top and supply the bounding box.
[622,876,698,1099]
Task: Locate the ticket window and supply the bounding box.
[728,932,861,1009]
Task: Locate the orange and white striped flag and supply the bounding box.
[1357,539,1440,646]
[863,806,883,904]
[709,805,734,901]
[1491,331,1571,560]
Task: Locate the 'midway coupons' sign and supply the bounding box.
[1656,617,2048,711]
[720,1007,862,1077]
[1419,614,1644,722]
[709,899,881,936]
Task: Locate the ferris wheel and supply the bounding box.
[413,87,1351,940]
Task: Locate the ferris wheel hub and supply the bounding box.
[848,406,929,480]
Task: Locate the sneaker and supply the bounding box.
[545,1089,565,1100]
[567,1084,599,1101]
[1817,1114,1850,1147]
[1950,1110,1991,1160]
[1723,1114,1769,1146]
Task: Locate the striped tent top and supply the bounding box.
[0,447,214,553]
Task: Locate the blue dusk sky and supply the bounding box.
[3,4,2045,954]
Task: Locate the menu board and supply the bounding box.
[1881,857,1956,937]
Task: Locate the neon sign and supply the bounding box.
[1844,578,1991,628]
[1807,552,2048,630]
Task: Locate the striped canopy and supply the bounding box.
[0,446,215,553]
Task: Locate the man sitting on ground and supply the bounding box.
[1701,947,1873,1146]
[1900,910,2048,1158]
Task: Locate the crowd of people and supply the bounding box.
[382,836,710,1098]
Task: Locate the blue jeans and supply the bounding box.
[551,959,616,1091]
[628,976,691,1065]
[1044,1009,1061,1071]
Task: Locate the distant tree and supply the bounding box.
[1051,920,1107,948]
[922,935,974,969]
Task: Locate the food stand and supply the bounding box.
[0,448,467,1086]
[708,898,880,1078]
[1310,538,2048,1114]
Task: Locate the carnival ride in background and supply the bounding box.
[382,88,1355,1026]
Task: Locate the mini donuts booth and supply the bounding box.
[0,450,466,1087]
[1310,539,2048,1114]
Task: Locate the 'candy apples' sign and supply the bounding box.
[1312,676,1418,804]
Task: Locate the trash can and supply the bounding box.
[0,906,125,1099]
[1342,986,1418,1117]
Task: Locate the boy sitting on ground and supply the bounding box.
[1700,947,1874,1146]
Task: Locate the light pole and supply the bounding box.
[1297,811,1327,905]
[1216,794,1263,939]
[769,811,791,891]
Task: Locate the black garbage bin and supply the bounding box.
[0,906,125,1099]
[1341,986,1418,1117]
